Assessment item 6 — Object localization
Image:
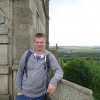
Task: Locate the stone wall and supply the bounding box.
[0,0,49,100]
[0,0,11,100]
[12,0,48,65]
[49,79,94,100]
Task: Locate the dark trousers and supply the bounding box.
[16,94,45,100]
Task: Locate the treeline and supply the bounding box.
[58,52,100,100]
[58,51,100,62]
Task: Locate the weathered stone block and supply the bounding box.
[16,36,31,49]
[0,24,9,34]
[0,35,8,43]
[12,36,31,64]
[0,75,8,94]
[0,95,9,100]
[18,24,31,35]
[13,23,30,36]
[14,7,32,25]
[13,0,29,8]
[0,66,9,74]
[0,45,8,65]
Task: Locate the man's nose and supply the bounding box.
[38,43,41,45]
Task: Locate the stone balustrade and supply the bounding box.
[49,79,94,100]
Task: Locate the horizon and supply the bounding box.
[50,45,100,47]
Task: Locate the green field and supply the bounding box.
[50,46,100,62]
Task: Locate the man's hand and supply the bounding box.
[47,83,56,93]
[17,92,22,96]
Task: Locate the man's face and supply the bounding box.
[34,37,46,51]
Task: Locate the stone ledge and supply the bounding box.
[49,79,94,100]
[61,79,92,95]
[12,65,18,71]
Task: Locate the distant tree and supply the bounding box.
[64,56,92,88]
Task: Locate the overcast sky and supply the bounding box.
[49,0,100,46]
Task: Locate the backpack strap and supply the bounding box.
[45,55,51,92]
[24,50,32,77]
[46,55,50,71]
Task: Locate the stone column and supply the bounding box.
[0,0,49,100]
[12,1,32,99]
[0,0,11,100]
[12,0,48,100]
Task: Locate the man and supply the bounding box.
[16,33,63,100]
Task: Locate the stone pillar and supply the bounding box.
[12,0,48,100]
[0,0,49,100]
[0,0,11,100]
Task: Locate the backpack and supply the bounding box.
[24,50,50,78]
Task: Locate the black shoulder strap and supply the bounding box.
[46,55,51,92]
[24,50,32,77]
[46,55,50,71]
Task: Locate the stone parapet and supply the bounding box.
[49,79,94,100]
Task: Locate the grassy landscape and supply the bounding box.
[50,46,100,100]
[50,46,100,61]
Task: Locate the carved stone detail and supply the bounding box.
[0,9,9,34]
[0,14,4,24]
[0,24,9,34]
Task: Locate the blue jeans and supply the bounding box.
[16,94,45,100]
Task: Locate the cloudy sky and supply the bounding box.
[49,0,100,46]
